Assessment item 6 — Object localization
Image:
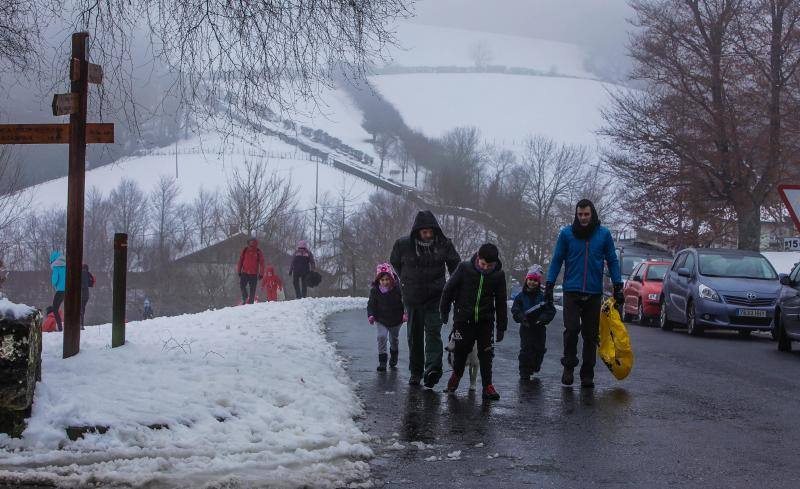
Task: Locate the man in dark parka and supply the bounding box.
[391,210,461,388]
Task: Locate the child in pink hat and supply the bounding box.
[367,263,408,371]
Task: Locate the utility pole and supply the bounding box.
[314,156,320,247]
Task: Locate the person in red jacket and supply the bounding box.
[237,237,266,304]
[261,265,284,302]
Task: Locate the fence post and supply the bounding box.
[112,233,128,348]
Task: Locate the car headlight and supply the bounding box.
[648,293,659,301]
[698,283,720,302]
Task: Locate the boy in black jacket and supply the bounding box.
[440,243,508,400]
[367,263,407,371]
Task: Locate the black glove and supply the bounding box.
[496,329,505,343]
[544,282,554,304]
[613,283,624,307]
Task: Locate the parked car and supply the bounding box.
[622,260,671,325]
[774,261,800,352]
[659,248,781,337]
[553,285,563,306]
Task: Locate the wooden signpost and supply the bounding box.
[0,32,114,359]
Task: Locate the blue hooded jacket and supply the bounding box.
[50,251,66,292]
[546,225,622,294]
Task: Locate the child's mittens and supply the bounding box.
[402,313,408,323]
[368,316,376,325]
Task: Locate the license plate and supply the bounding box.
[737,309,767,318]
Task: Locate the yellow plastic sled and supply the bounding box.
[598,298,634,380]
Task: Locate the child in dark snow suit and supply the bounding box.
[512,267,547,379]
[367,263,407,371]
[440,243,508,400]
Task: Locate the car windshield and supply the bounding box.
[621,256,646,276]
[698,254,778,280]
[645,264,669,281]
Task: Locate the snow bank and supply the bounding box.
[0,298,370,488]
[0,298,35,321]
[763,251,800,274]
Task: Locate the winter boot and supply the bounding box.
[377,354,387,372]
[389,349,399,368]
[482,384,500,401]
[580,378,595,389]
[423,369,442,389]
[561,367,575,386]
[444,373,461,394]
[408,374,421,386]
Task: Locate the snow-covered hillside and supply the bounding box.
[27,130,376,210]
[371,73,614,148]
[0,299,371,488]
[385,23,591,78]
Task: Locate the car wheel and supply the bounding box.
[659,299,673,331]
[686,301,703,336]
[737,330,751,339]
[776,311,792,352]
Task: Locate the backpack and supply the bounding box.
[306,270,322,288]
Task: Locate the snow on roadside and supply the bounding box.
[0,298,35,321]
[0,298,370,488]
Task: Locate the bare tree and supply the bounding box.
[226,159,297,236]
[0,0,40,71]
[192,187,223,248]
[83,186,112,272]
[469,40,494,69]
[109,178,149,265]
[602,0,800,250]
[149,176,181,266]
[0,147,30,252]
[374,132,397,177]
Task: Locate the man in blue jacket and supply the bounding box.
[544,199,623,388]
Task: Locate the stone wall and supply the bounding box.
[0,304,42,437]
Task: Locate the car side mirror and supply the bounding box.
[678,268,691,278]
[780,274,792,286]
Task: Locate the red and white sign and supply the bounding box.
[779,184,800,233]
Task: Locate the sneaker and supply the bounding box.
[408,375,421,386]
[580,379,595,389]
[561,367,574,386]
[444,373,461,394]
[482,384,500,400]
[423,370,442,389]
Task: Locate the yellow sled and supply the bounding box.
[598,298,634,380]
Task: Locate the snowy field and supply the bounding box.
[0,298,372,488]
[385,22,591,78]
[370,73,616,149]
[24,131,377,211]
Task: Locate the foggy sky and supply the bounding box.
[411,0,634,79]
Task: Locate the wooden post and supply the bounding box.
[63,32,90,359]
[112,233,128,348]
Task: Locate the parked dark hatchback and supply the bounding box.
[775,261,800,352]
[659,248,781,336]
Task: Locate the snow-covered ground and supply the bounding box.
[385,22,591,78]
[371,73,615,149]
[0,298,371,488]
[25,131,376,211]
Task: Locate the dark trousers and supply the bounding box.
[406,305,443,382]
[562,292,602,381]
[293,274,307,299]
[451,320,495,388]
[80,290,89,329]
[52,291,65,331]
[239,274,258,304]
[519,323,547,376]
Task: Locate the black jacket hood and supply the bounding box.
[410,210,446,240]
[572,200,601,240]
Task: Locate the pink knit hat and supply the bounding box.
[373,262,398,286]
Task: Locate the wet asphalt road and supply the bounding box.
[326,308,800,489]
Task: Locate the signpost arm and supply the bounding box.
[63,32,89,359]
